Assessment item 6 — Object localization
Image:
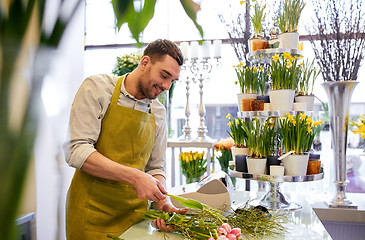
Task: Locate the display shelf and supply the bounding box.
[247,48,303,64]
[237,110,312,118]
[230,169,324,183]
[229,169,324,211]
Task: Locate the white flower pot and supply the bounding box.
[269,89,295,112]
[246,157,267,175]
[237,93,258,111]
[282,153,309,176]
[292,102,307,111]
[279,32,299,49]
[295,95,315,111]
[231,147,250,161]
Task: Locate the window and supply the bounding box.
[84,0,365,193]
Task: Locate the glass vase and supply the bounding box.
[185,175,202,184]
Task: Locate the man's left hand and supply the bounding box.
[152,196,188,232]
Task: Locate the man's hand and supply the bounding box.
[152,196,188,232]
[132,171,167,202]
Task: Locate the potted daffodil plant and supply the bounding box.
[234,63,267,111]
[248,0,268,51]
[277,0,305,49]
[295,58,321,111]
[241,118,276,174]
[226,114,249,162]
[269,52,302,111]
[279,113,323,175]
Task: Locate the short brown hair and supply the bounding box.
[143,39,184,66]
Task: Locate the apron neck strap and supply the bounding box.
[111,76,125,105]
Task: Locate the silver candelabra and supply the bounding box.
[177,52,222,142]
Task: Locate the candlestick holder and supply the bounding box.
[176,41,222,142]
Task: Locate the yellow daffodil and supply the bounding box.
[314,120,324,127]
[252,66,258,73]
[226,113,232,119]
[292,120,296,126]
[259,65,264,71]
[307,128,313,133]
[306,118,313,125]
[272,53,280,61]
[352,125,365,139]
[283,52,291,59]
[286,61,292,67]
[299,113,306,120]
[287,113,294,121]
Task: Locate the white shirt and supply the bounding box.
[65,74,167,177]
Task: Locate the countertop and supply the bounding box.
[120,191,332,240]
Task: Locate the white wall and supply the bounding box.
[34,2,85,240]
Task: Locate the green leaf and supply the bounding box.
[179,0,204,38]
[112,0,133,30]
[167,194,204,210]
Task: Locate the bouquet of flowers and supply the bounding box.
[270,52,301,90]
[112,51,142,76]
[226,114,247,148]
[214,138,234,173]
[180,151,207,184]
[279,113,323,154]
[137,194,287,240]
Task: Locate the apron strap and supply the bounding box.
[111,76,125,105]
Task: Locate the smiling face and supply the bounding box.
[136,55,181,100]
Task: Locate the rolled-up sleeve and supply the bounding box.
[65,75,114,169]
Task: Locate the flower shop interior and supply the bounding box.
[3,0,365,240]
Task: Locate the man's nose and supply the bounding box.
[161,81,172,91]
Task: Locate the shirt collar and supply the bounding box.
[120,74,153,105]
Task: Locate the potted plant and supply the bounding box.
[226,113,249,159]
[234,62,265,111]
[241,118,271,175]
[277,0,305,49]
[268,52,301,111]
[249,1,268,52]
[179,151,207,184]
[262,118,281,174]
[279,113,323,175]
[295,58,321,111]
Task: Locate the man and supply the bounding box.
[65,39,185,239]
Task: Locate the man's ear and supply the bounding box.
[140,56,150,68]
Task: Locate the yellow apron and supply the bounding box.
[66,76,156,239]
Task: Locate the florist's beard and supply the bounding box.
[137,77,163,100]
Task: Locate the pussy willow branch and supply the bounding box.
[306,0,365,81]
[218,2,251,64]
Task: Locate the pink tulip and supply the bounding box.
[230,228,241,237]
[221,223,232,234]
[218,227,227,236]
[207,238,215,240]
[217,236,229,240]
[226,233,237,240]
